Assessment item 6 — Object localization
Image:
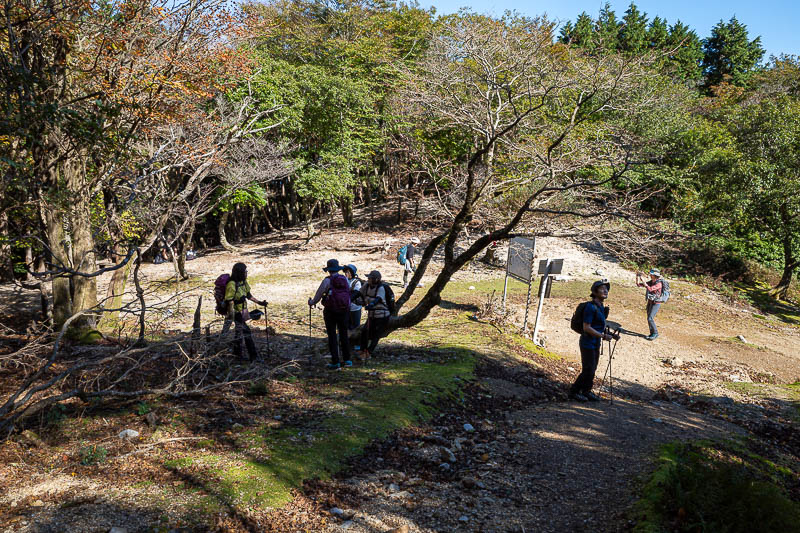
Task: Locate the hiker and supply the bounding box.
[569,280,620,402]
[225,262,268,361]
[357,270,393,361]
[636,268,666,341]
[342,264,362,331]
[401,237,421,289]
[308,259,353,369]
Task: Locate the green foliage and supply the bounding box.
[635,441,800,533]
[45,404,68,427]
[702,17,765,88]
[79,444,108,465]
[136,402,152,415]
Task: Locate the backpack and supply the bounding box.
[570,301,608,334]
[657,278,671,303]
[214,274,231,315]
[323,274,351,311]
[381,283,396,315]
[396,245,408,265]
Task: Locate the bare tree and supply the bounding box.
[387,13,679,331]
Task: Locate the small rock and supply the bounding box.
[109,528,129,533]
[463,423,475,432]
[20,430,46,448]
[145,412,158,428]
[462,477,476,489]
[330,507,344,517]
[439,462,451,470]
[469,286,476,290]
[652,418,663,423]
[736,334,747,343]
[31,499,44,507]
[458,515,470,522]
[118,429,139,439]
[594,268,604,275]
[387,526,409,533]
[440,447,456,463]
[389,490,412,499]
[388,483,400,492]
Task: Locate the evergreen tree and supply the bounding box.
[570,12,596,51]
[667,21,704,83]
[702,16,765,88]
[647,16,668,49]
[558,20,574,44]
[619,2,648,55]
[595,3,620,52]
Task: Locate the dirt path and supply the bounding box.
[1,221,798,532]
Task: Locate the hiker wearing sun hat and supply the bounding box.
[309,259,352,369]
[402,236,422,288]
[636,268,666,341]
[342,263,362,331]
[569,279,619,402]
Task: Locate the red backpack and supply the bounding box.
[323,274,351,311]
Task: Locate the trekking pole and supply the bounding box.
[264,303,270,356]
[600,329,620,404]
[308,304,314,363]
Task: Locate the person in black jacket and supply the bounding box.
[569,280,619,402]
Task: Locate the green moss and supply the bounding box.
[634,440,800,533]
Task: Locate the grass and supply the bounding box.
[634,440,800,533]
[733,282,800,326]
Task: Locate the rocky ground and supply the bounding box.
[1,213,799,532]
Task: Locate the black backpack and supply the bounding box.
[570,301,608,334]
[381,283,396,315]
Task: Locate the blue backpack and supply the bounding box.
[396,245,408,265]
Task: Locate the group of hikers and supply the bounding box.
[215,245,670,391]
[568,268,669,402]
[216,238,422,368]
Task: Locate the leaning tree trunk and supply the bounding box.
[218,211,243,253]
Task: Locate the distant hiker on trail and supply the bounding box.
[569,280,619,402]
[342,264,362,331]
[356,270,394,362]
[399,237,422,289]
[308,259,353,369]
[224,262,268,361]
[636,268,668,341]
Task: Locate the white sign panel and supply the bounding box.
[507,237,535,282]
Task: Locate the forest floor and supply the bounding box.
[0,209,799,532]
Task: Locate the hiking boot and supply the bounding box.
[327,363,341,370]
[584,391,601,402]
[569,392,588,402]
[343,360,353,367]
[646,333,659,341]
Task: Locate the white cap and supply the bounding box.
[411,237,420,244]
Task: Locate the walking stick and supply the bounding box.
[601,329,619,404]
[308,304,314,363]
[264,303,270,356]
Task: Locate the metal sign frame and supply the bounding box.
[502,237,536,314]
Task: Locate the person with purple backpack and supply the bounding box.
[221,262,267,361]
[308,259,353,369]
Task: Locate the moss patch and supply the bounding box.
[634,440,800,533]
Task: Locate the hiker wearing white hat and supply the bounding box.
[636,268,665,341]
[402,237,421,289]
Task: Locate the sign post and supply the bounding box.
[530,258,564,346]
[502,237,536,313]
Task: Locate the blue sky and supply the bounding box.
[418,0,798,58]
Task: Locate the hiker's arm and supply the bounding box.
[583,322,610,340]
[644,281,662,293]
[309,278,329,306]
[227,300,235,319]
[247,294,267,306]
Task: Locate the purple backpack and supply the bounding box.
[214,274,231,315]
[324,274,350,311]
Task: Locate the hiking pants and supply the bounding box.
[361,316,390,354]
[646,302,661,336]
[570,346,600,395]
[348,309,362,331]
[232,312,257,360]
[323,309,351,364]
[403,261,414,286]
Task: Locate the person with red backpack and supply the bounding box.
[569,280,620,402]
[308,259,353,369]
[223,262,268,361]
